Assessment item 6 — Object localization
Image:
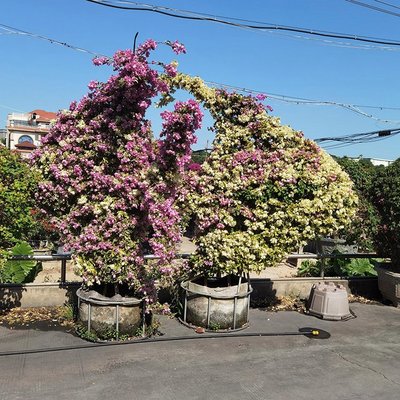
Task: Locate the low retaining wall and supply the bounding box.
[251,277,379,305]
[0,283,80,309]
[0,277,379,309]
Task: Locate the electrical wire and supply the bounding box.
[315,128,400,150]
[345,0,400,17]
[204,80,400,124]
[1,20,399,124]
[373,0,400,11]
[85,0,400,48]
[0,23,106,57]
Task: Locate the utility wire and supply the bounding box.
[315,128,400,144]
[373,0,400,11]
[1,20,399,124]
[345,0,400,17]
[204,80,400,124]
[0,23,105,57]
[86,0,400,47]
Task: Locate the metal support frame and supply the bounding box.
[9,251,380,286]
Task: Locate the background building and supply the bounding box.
[6,109,57,158]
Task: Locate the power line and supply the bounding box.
[86,0,400,48]
[204,80,400,124]
[0,23,105,57]
[373,0,400,11]
[315,128,400,145]
[1,21,399,124]
[345,0,400,17]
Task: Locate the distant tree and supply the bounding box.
[0,147,41,248]
[334,156,381,251]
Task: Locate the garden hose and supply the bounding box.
[0,327,328,357]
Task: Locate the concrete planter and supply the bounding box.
[76,287,143,338]
[305,238,358,255]
[376,264,400,307]
[180,275,253,331]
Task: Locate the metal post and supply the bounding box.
[61,258,67,284]
[142,300,146,338]
[183,289,188,322]
[233,296,237,330]
[206,296,211,328]
[115,305,120,340]
[87,303,91,333]
[320,257,326,278]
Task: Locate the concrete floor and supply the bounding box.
[0,302,399,400]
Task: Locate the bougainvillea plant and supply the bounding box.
[162,73,358,277]
[32,40,202,302]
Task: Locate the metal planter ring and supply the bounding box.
[180,274,253,332]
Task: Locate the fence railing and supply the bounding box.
[9,252,380,285]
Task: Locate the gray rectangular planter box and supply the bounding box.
[376,264,400,307]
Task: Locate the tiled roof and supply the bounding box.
[30,109,57,122]
[15,141,37,150]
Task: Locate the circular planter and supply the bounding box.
[76,286,143,339]
[180,275,253,331]
[376,263,400,307]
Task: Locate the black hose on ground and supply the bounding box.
[0,328,327,357]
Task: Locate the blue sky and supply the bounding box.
[1,0,400,159]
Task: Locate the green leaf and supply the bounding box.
[1,241,42,284]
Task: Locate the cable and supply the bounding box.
[204,80,400,124]
[1,20,399,123]
[86,0,400,47]
[0,327,324,357]
[0,23,106,57]
[373,0,400,11]
[315,128,400,148]
[345,0,400,17]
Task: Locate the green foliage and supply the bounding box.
[0,147,41,248]
[0,241,42,283]
[298,254,377,277]
[334,157,381,251]
[297,260,321,277]
[191,149,209,165]
[372,159,400,271]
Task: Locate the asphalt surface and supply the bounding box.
[0,303,399,400]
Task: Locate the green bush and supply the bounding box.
[0,147,41,248]
[335,157,382,252]
[298,253,377,277]
[372,159,400,271]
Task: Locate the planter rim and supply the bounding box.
[76,287,142,306]
[181,279,253,300]
[375,263,400,276]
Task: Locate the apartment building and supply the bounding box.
[6,109,57,158]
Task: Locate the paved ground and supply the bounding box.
[0,302,399,400]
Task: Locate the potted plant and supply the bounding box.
[163,74,358,330]
[32,40,203,339]
[372,159,400,306]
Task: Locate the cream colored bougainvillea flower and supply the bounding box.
[165,73,358,276]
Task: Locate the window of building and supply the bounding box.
[18,135,34,144]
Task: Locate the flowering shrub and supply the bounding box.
[371,159,400,271]
[163,74,358,276]
[32,40,202,301]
